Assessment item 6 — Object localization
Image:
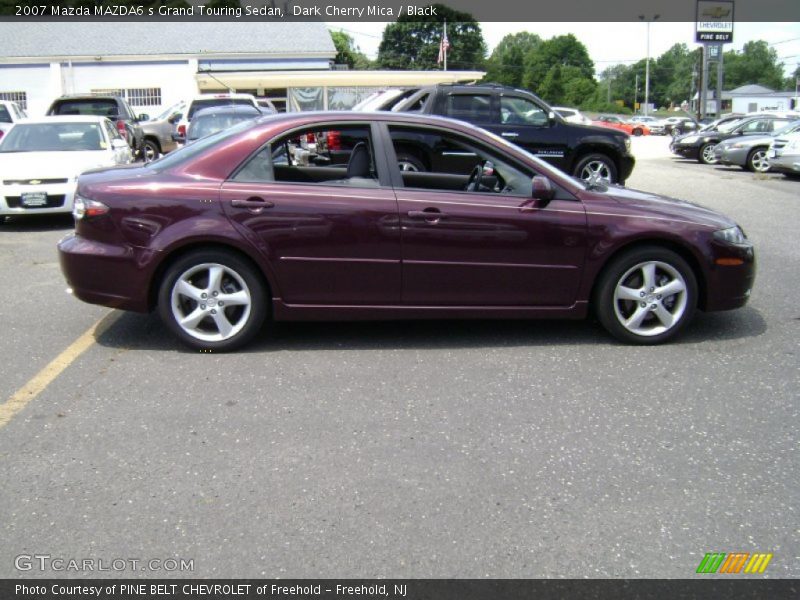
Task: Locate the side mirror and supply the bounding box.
[548,110,556,125]
[138,113,150,122]
[531,175,555,203]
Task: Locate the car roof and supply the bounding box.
[192,106,262,117]
[189,93,256,102]
[18,116,110,124]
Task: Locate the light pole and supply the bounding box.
[639,14,660,117]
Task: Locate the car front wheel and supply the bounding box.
[699,142,718,165]
[746,147,770,173]
[574,154,618,184]
[157,249,267,351]
[595,246,697,344]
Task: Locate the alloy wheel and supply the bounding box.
[580,160,611,183]
[749,149,770,173]
[612,260,688,337]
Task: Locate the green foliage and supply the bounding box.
[522,34,595,92]
[376,4,486,71]
[483,32,542,88]
[723,41,785,90]
[330,30,373,70]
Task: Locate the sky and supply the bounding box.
[328,21,800,79]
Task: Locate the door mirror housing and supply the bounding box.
[548,110,557,125]
[531,175,555,203]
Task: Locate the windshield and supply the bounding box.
[188,98,255,120]
[773,120,800,137]
[716,118,745,133]
[188,112,260,140]
[0,122,106,152]
[146,118,258,170]
[156,101,184,121]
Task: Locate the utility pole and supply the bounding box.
[700,45,708,119]
[639,14,660,117]
[716,46,724,117]
[635,73,639,113]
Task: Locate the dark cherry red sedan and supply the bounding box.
[58,112,755,350]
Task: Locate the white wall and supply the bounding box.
[0,64,60,116]
[732,96,792,114]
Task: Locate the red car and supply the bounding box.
[593,115,650,136]
[58,112,754,350]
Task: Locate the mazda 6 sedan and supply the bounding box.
[58,112,755,351]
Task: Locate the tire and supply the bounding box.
[573,153,618,184]
[745,147,770,173]
[632,128,643,137]
[595,246,697,345]
[396,152,426,172]
[698,142,718,165]
[157,249,267,351]
[141,138,160,163]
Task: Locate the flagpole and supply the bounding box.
[443,20,447,72]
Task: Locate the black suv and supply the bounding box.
[393,84,635,184]
[46,95,145,159]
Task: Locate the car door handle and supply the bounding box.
[501,132,519,138]
[231,197,274,209]
[408,209,447,221]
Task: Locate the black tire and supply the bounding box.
[594,246,697,345]
[745,147,770,173]
[141,138,160,163]
[698,142,718,165]
[157,249,268,352]
[632,128,643,137]
[573,153,619,184]
[396,152,426,172]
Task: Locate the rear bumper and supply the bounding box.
[58,233,153,312]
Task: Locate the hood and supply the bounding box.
[603,185,735,230]
[0,151,114,181]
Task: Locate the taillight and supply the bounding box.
[116,120,128,139]
[327,130,341,151]
[178,124,186,137]
[73,196,109,220]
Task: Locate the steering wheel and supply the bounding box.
[466,160,506,193]
[465,163,484,192]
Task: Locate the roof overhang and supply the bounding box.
[195,70,486,89]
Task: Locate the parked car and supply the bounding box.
[353,88,420,112]
[0,116,132,218]
[671,114,796,164]
[0,100,27,140]
[58,111,754,351]
[46,94,145,160]
[553,106,592,125]
[767,132,800,178]
[630,116,659,124]
[257,98,278,114]
[175,93,260,140]
[138,101,185,161]
[714,119,800,172]
[392,84,635,185]
[177,105,263,144]
[592,115,650,136]
[650,116,698,137]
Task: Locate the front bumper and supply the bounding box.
[0,182,76,215]
[618,153,636,184]
[670,142,701,159]
[704,240,756,312]
[58,233,153,312]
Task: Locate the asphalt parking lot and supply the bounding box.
[0,135,797,578]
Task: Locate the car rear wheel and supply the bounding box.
[595,246,697,345]
[142,139,160,163]
[699,142,718,165]
[157,249,267,351]
[632,128,643,136]
[574,154,618,184]
[746,147,770,173]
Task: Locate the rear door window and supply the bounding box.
[446,94,493,124]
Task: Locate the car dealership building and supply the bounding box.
[0,22,483,117]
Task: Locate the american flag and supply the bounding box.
[437,23,450,65]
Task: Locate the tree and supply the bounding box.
[723,41,785,90]
[330,30,372,70]
[539,65,564,105]
[522,34,595,92]
[376,4,486,71]
[785,65,800,92]
[483,32,542,88]
[561,66,598,107]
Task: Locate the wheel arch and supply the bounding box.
[571,143,621,172]
[147,240,274,312]
[589,237,709,312]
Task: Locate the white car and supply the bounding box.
[552,106,592,125]
[767,132,800,177]
[175,93,260,141]
[0,116,133,217]
[0,100,27,139]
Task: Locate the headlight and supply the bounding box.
[680,135,699,144]
[713,226,748,245]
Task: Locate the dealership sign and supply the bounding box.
[696,0,734,43]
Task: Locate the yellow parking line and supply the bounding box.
[0,311,119,429]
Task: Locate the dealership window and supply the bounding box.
[0,91,28,111]
[233,125,379,188]
[91,87,162,107]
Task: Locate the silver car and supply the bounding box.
[138,101,186,161]
[715,120,800,172]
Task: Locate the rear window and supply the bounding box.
[188,111,260,140]
[188,98,255,120]
[51,99,119,118]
